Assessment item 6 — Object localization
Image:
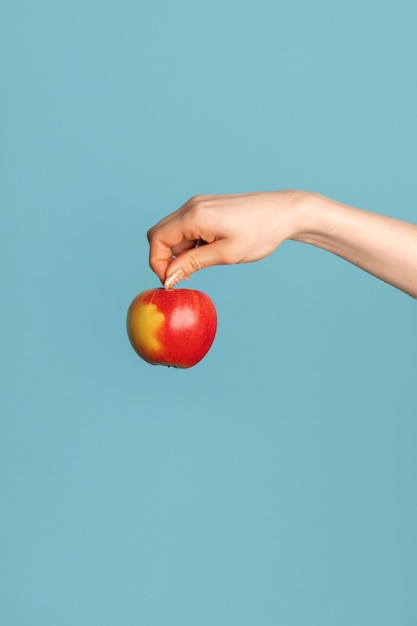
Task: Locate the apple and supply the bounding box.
[126,288,217,368]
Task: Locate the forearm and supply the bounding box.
[292,192,417,298]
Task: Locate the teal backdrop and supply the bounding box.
[1,0,416,624]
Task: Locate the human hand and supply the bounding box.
[148,189,417,296]
[147,191,302,288]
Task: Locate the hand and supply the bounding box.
[147,190,417,297]
[147,191,302,288]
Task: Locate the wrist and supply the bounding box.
[287,191,325,243]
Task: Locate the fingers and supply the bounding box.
[147,193,245,286]
[147,224,201,284]
[147,200,210,284]
[147,238,173,285]
[148,239,200,285]
[146,213,190,283]
[163,238,237,288]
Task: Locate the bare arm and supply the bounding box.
[294,192,417,298]
[147,191,417,298]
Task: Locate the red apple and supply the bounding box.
[126,288,217,368]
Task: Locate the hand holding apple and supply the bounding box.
[126,287,217,368]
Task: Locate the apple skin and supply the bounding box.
[126,288,217,368]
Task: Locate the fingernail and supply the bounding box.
[164,268,187,290]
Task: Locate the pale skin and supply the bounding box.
[147,191,417,299]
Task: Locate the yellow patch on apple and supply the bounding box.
[128,303,165,355]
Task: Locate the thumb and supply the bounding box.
[163,239,231,289]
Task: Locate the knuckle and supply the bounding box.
[187,253,203,273]
[148,256,158,271]
[183,194,216,236]
[188,194,206,206]
[187,194,210,217]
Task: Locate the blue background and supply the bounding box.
[1,0,416,624]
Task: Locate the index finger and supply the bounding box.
[147,195,216,282]
[147,216,198,283]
